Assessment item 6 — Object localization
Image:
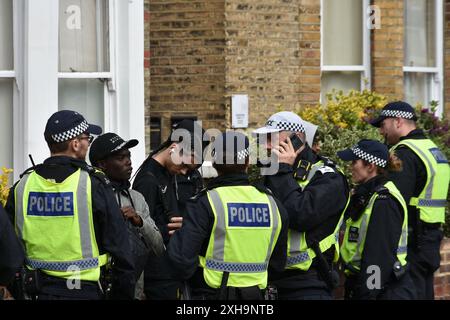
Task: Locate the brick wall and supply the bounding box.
[144,1,151,152]
[224,0,303,129]
[371,0,404,101]
[146,0,322,137]
[298,0,321,107]
[146,0,227,144]
[434,238,450,300]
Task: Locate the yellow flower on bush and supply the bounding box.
[298,89,387,130]
[0,167,13,207]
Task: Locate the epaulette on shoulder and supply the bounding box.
[191,187,208,201]
[374,185,390,199]
[87,167,111,186]
[317,165,336,175]
[319,156,337,167]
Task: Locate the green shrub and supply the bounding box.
[299,89,386,178]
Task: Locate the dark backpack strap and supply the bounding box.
[19,165,41,178]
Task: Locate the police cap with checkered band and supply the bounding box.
[212,131,250,164]
[370,101,417,128]
[337,139,389,168]
[253,111,306,135]
[44,110,102,144]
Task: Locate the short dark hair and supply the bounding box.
[213,161,249,176]
[46,133,85,154]
[47,140,70,154]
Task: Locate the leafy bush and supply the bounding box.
[0,167,13,207]
[299,89,386,178]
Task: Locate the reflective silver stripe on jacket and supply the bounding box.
[207,189,226,261]
[77,170,94,258]
[399,141,435,200]
[15,173,31,239]
[207,189,278,273]
[265,195,280,262]
[350,197,373,267]
[26,257,100,271]
[205,259,268,273]
[417,199,447,208]
[286,252,310,266]
[286,163,323,265]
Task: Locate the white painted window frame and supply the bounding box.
[320,0,371,102]
[57,0,117,131]
[403,0,444,116]
[0,0,22,173]
[7,0,145,180]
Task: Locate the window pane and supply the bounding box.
[404,72,432,106]
[58,79,104,129]
[59,0,110,72]
[0,79,13,169]
[323,0,363,66]
[0,0,13,70]
[405,0,436,67]
[321,72,361,102]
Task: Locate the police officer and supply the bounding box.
[133,119,209,299]
[167,131,288,300]
[4,110,135,300]
[254,111,350,300]
[337,139,416,300]
[0,204,24,299]
[370,101,450,299]
[89,132,165,299]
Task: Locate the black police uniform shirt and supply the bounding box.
[167,173,289,294]
[0,204,25,286]
[5,156,136,299]
[132,157,182,282]
[345,175,404,300]
[264,145,350,290]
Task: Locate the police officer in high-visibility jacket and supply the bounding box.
[254,112,350,300]
[0,204,24,299]
[4,110,135,300]
[371,101,450,299]
[337,139,416,300]
[168,131,288,300]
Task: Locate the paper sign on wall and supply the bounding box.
[231,94,249,128]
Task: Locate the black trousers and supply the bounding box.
[37,276,102,300]
[144,279,182,300]
[408,228,443,300]
[344,272,416,300]
[277,287,332,300]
